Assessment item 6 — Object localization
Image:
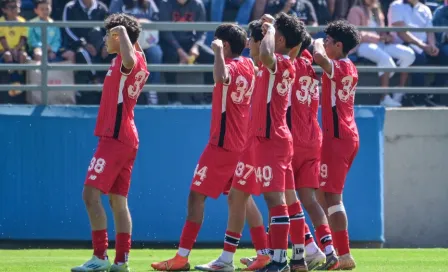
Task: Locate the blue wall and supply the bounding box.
[0,105,385,243]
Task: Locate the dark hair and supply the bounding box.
[214,23,247,55]
[33,0,50,8]
[324,20,361,54]
[1,0,18,9]
[248,20,264,42]
[299,31,312,56]
[274,12,306,49]
[104,13,141,44]
[33,0,51,8]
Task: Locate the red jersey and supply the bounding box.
[252,53,295,139]
[209,57,255,152]
[321,58,359,141]
[94,51,150,149]
[288,54,322,147]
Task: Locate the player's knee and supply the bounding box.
[327,203,345,217]
[187,191,206,212]
[109,194,128,211]
[285,189,298,206]
[228,188,248,206]
[263,192,286,208]
[82,186,102,208]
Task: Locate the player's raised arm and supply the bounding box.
[109,25,137,70]
[259,22,276,71]
[313,38,332,76]
[211,39,229,84]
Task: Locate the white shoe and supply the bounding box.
[110,262,130,272]
[381,95,402,107]
[71,256,111,272]
[195,258,236,272]
[305,249,326,270]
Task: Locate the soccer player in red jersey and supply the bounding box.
[313,20,361,270]
[197,13,306,272]
[71,14,149,272]
[151,24,255,272]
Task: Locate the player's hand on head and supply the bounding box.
[261,22,274,35]
[211,39,224,52]
[261,14,275,24]
[109,25,126,35]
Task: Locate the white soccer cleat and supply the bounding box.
[195,258,236,272]
[71,256,111,272]
[110,262,130,272]
[305,249,326,270]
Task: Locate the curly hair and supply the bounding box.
[248,20,264,43]
[214,23,247,55]
[299,31,312,56]
[274,12,306,49]
[1,0,18,9]
[104,13,141,44]
[324,20,361,54]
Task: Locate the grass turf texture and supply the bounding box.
[1,248,447,271]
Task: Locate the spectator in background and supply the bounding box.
[159,0,214,105]
[431,0,448,88]
[62,0,108,104]
[348,0,415,107]
[109,0,162,105]
[388,0,440,106]
[0,0,28,104]
[28,0,75,63]
[206,0,256,47]
[264,0,318,26]
[331,0,357,20]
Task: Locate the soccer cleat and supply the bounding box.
[195,258,236,272]
[243,254,271,271]
[337,254,356,270]
[305,249,326,270]
[316,252,338,271]
[151,253,190,271]
[110,262,130,272]
[71,256,111,272]
[240,256,257,267]
[289,259,308,272]
[256,261,290,272]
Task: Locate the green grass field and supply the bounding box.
[2,248,447,272]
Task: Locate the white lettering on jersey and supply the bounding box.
[127,70,149,99]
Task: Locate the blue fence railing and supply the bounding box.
[0,105,385,243]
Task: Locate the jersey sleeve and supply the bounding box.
[223,63,236,86]
[329,59,348,81]
[266,53,279,75]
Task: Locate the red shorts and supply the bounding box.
[190,144,241,199]
[233,137,293,196]
[84,137,137,197]
[319,138,359,194]
[286,144,321,190]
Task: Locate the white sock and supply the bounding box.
[324,245,335,255]
[219,251,234,263]
[272,249,287,263]
[177,247,190,257]
[256,249,271,256]
[393,93,404,102]
[292,244,305,260]
[305,242,319,255]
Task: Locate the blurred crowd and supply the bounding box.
[0,0,447,106]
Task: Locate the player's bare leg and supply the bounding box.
[322,193,355,270]
[297,188,329,270]
[71,186,111,272]
[109,194,132,272]
[284,190,307,271]
[151,191,206,271]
